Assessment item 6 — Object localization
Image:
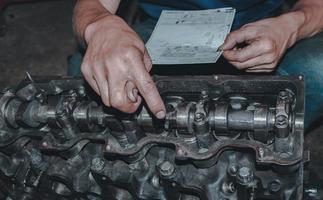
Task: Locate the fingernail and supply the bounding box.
[219,43,226,51]
[127,89,139,103]
[133,88,138,98]
[128,93,136,102]
[156,111,166,119]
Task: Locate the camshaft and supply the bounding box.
[1,89,293,140]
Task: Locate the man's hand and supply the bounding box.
[82,15,166,118]
[220,15,300,73]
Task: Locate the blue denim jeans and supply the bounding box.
[69,19,323,129]
[276,32,323,128]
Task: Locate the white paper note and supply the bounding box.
[146,8,235,65]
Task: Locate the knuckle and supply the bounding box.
[140,81,156,95]
[241,24,258,35]
[148,99,163,113]
[92,64,101,75]
[123,46,141,60]
[262,39,274,52]
[101,96,110,107]
[103,58,115,72]
[95,62,109,76]
[81,62,90,75]
[231,62,244,70]
[226,32,236,41]
[241,23,253,29]
[265,54,276,63]
[110,92,127,109]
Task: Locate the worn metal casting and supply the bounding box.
[0,75,306,200]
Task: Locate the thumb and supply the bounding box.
[126,81,138,103]
[219,27,258,51]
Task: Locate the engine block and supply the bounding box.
[0,75,306,200]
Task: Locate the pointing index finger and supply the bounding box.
[133,69,166,119]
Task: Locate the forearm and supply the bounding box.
[73,0,120,46]
[278,0,323,47]
[293,0,323,38]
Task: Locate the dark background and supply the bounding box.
[0,0,322,193]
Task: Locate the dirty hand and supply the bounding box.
[220,15,298,73]
[81,15,166,118]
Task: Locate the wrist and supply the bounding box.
[84,13,112,44]
[277,11,305,48]
[84,14,122,44]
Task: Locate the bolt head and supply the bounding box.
[268,180,281,193]
[236,167,254,185]
[158,161,175,177]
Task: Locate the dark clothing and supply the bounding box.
[139,0,285,29]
